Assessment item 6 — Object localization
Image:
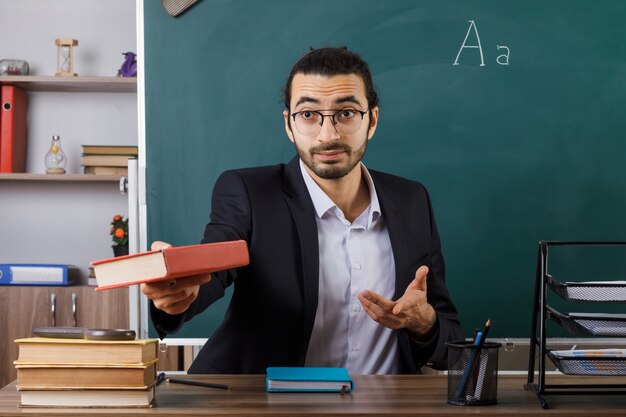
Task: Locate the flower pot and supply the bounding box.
[112,245,129,257]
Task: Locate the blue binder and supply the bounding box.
[266,367,353,393]
[0,264,73,286]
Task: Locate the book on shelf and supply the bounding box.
[0,264,76,286]
[265,367,353,393]
[81,154,136,167]
[15,359,157,389]
[14,337,158,365]
[91,239,249,291]
[18,386,155,408]
[88,266,97,286]
[0,85,28,173]
[84,166,128,176]
[81,145,138,155]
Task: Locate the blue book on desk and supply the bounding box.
[266,367,353,393]
[0,264,74,286]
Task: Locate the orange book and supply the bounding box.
[0,85,28,173]
[15,360,157,389]
[14,337,158,365]
[91,240,249,290]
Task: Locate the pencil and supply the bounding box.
[454,319,492,401]
[480,319,492,342]
[167,377,229,390]
[454,330,482,399]
[156,372,166,386]
[472,319,492,401]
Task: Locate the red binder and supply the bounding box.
[0,85,28,173]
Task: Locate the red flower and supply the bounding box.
[110,214,128,247]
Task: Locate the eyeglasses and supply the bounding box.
[290,108,369,136]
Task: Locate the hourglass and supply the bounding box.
[55,38,78,77]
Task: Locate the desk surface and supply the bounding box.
[0,374,625,416]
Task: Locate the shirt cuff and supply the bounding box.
[409,315,440,347]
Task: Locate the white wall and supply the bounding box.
[2,0,136,77]
[0,0,137,283]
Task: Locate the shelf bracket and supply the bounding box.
[119,176,128,195]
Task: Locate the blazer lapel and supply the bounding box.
[371,172,409,300]
[283,157,319,360]
[371,171,417,373]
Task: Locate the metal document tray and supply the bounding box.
[548,351,626,376]
[547,306,626,337]
[547,275,626,303]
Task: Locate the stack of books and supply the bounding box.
[14,337,158,408]
[81,145,138,176]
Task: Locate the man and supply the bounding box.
[143,47,463,374]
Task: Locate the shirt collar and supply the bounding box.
[299,159,382,227]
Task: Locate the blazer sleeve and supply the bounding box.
[406,184,464,371]
[151,169,252,338]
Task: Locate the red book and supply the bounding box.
[0,85,28,173]
[91,240,249,290]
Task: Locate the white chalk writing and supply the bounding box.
[454,21,510,67]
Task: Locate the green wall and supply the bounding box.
[144,0,626,338]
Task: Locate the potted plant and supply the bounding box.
[110,214,129,257]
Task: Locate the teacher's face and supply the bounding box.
[283,73,378,180]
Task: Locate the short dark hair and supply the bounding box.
[283,47,379,110]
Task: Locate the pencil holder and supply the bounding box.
[446,340,501,406]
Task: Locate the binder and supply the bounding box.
[0,264,74,286]
[0,85,28,173]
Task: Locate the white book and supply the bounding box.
[19,386,155,408]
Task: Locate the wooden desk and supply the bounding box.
[0,374,624,416]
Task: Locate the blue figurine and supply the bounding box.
[117,52,137,77]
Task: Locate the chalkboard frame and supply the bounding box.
[144,0,626,339]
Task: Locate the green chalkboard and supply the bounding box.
[144,0,626,339]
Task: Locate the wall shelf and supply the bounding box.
[0,75,136,93]
[0,0,138,392]
[0,173,123,183]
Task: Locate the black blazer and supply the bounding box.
[151,157,463,373]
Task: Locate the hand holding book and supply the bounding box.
[139,240,212,315]
[141,271,212,316]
